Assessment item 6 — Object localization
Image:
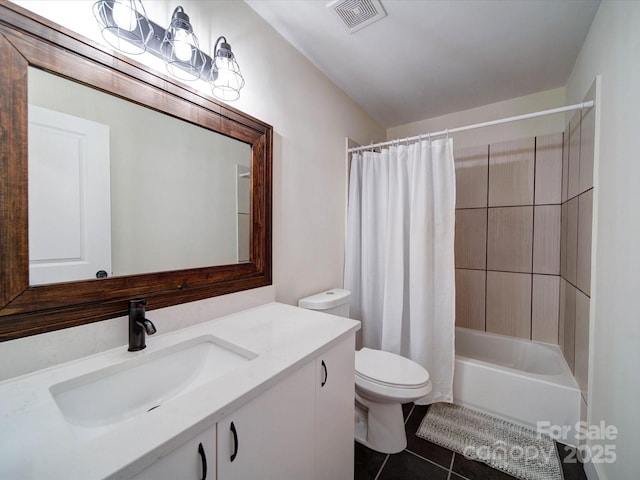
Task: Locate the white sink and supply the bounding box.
[50,335,257,439]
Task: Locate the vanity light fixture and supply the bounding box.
[161,6,205,81]
[211,36,245,102]
[93,0,153,55]
[93,0,245,100]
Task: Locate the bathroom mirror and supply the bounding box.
[0,2,272,341]
[28,67,252,285]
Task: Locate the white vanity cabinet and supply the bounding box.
[217,336,355,480]
[0,303,360,479]
[130,427,216,480]
[314,337,355,480]
[127,335,355,480]
[217,361,316,480]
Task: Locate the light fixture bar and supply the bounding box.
[95,0,217,82]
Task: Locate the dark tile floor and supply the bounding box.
[355,404,588,480]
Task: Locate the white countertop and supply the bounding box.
[0,302,360,479]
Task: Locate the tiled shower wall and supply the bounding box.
[454,134,563,342]
[560,82,596,403]
[453,85,595,404]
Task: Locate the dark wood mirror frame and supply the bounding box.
[0,1,272,341]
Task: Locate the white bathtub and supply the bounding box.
[453,327,581,446]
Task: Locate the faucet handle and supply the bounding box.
[131,298,147,309]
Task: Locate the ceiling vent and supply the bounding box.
[328,0,387,34]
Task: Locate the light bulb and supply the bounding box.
[216,59,231,84]
[214,57,243,90]
[112,1,136,32]
[173,29,193,62]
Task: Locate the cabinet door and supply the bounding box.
[315,335,355,480]
[217,361,315,480]
[130,427,215,480]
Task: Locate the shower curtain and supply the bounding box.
[344,139,456,404]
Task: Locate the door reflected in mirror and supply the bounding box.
[28,67,251,286]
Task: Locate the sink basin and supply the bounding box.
[50,335,257,439]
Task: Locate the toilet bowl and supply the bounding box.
[355,347,431,453]
[298,289,432,454]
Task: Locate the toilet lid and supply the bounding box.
[355,348,430,388]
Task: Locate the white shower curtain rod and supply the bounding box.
[348,101,594,153]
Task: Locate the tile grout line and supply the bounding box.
[531,136,537,341]
[449,454,475,480]
[484,143,490,332]
[404,404,415,424]
[448,452,456,479]
[558,128,567,346]
[457,266,563,277]
[373,454,389,480]
[405,449,452,474]
[457,202,564,210]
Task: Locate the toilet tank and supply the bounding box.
[298,289,351,318]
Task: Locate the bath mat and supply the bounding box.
[416,403,562,480]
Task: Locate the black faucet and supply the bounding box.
[128,299,157,351]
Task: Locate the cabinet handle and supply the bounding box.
[197,442,207,480]
[230,421,239,462]
[321,360,328,387]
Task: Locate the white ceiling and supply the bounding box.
[245,0,600,128]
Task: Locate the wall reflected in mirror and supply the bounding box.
[28,67,251,286]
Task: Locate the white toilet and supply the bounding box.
[298,289,431,454]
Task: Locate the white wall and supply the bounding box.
[4,1,383,375]
[565,2,640,478]
[387,87,566,148]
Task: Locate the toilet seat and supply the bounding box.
[355,348,431,402]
